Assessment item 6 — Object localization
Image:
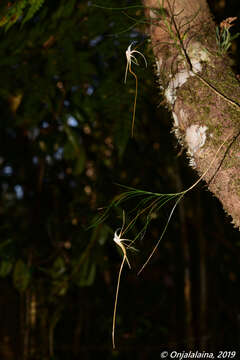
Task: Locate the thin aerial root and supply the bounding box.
[112,255,126,349]
[129,66,138,137]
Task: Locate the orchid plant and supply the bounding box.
[124,42,147,136]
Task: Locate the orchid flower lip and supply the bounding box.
[124,42,147,84]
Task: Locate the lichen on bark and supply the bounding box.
[143,0,240,227]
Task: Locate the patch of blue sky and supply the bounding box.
[64,100,70,107]
[67,116,78,127]
[32,156,38,165]
[54,147,63,160]
[3,165,13,176]
[14,185,24,199]
[89,35,103,47]
[42,121,49,128]
[87,85,94,96]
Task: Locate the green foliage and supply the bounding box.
[63,125,86,174]
[0,259,12,277]
[216,18,240,55]
[22,0,45,25]
[51,257,66,279]
[13,259,31,293]
[0,238,12,254]
[0,0,46,30]
[75,257,96,287]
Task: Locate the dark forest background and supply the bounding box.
[0,0,240,359]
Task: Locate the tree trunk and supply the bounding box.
[143,0,240,228]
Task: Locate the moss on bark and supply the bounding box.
[144,0,240,227]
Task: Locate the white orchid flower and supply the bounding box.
[124,41,147,83]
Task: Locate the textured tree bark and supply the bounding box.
[143,0,240,228]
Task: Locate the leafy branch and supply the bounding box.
[0,0,45,30]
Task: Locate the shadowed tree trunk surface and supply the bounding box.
[143,0,240,228]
